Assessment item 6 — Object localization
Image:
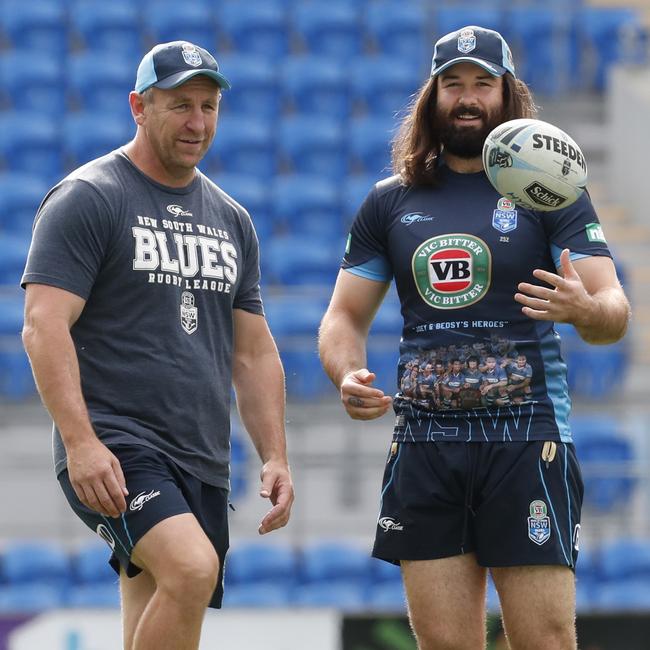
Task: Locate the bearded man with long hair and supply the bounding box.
[320,25,629,650]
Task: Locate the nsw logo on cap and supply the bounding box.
[457,28,476,54]
[182,43,202,67]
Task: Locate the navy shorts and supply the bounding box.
[372,440,583,569]
[58,443,229,608]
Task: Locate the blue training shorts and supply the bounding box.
[372,440,583,569]
[58,443,229,608]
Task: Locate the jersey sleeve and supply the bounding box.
[232,209,263,315]
[341,185,392,282]
[543,192,612,268]
[21,180,113,300]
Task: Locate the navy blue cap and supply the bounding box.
[430,26,515,78]
[135,41,231,93]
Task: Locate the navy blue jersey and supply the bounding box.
[342,166,611,443]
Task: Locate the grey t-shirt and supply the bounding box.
[22,150,263,489]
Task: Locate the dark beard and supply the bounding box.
[437,105,505,159]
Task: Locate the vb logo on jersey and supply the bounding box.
[180,291,198,334]
[412,234,491,309]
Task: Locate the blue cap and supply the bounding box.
[135,41,231,93]
[430,26,515,78]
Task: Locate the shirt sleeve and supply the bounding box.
[21,180,113,300]
[543,191,612,268]
[232,209,264,316]
[342,184,393,282]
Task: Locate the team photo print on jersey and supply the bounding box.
[398,330,535,413]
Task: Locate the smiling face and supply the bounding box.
[130,75,221,186]
[435,62,505,160]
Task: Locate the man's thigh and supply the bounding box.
[492,565,577,650]
[402,554,488,650]
[58,443,229,607]
[130,512,219,583]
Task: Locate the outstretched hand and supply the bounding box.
[258,460,294,535]
[340,368,393,420]
[514,248,593,326]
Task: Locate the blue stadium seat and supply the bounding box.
[0,50,66,119]
[351,55,423,118]
[68,52,134,118]
[367,581,406,611]
[575,579,595,613]
[223,582,293,607]
[504,7,573,96]
[66,583,120,608]
[570,414,618,441]
[0,233,31,287]
[577,7,645,91]
[342,174,379,223]
[271,175,343,240]
[0,173,49,235]
[142,1,217,50]
[262,236,340,287]
[433,7,505,37]
[281,56,351,120]
[226,542,298,586]
[368,556,401,586]
[556,323,628,399]
[217,1,290,58]
[63,112,132,169]
[486,575,501,613]
[211,173,272,243]
[0,112,64,184]
[370,294,403,337]
[599,539,650,583]
[229,431,248,501]
[0,291,24,336]
[0,338,35,399]
[209,115,276,179]
[349,116,397,177]
[366,345,399,396]
[216,54,281,119]
[293,580,366,609]
[594,579,650,611]
[70,1,142,58]
[1,0,68,56]
[365,1,428,60]
[71,541,116,585]
[278,115,347,181]
[300,541,371,583]
[0,583,66,613]
[279,342,332,401]
[292,2,362,59]
[573,427,636,513]
[264,293,327,337]
[1,541,70,586]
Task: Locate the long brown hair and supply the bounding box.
[392,73,537,187]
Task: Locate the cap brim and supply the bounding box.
[155,69,231,91]
[431,57,508,78]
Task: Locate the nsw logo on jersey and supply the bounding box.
[412,234,491,310]
[492,197,518,233]
[180,291,198,334]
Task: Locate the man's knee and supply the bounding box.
[506,617,576,650]
[155,546,220,604]
[409,615,484,650]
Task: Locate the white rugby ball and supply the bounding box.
[482,118,588,211]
